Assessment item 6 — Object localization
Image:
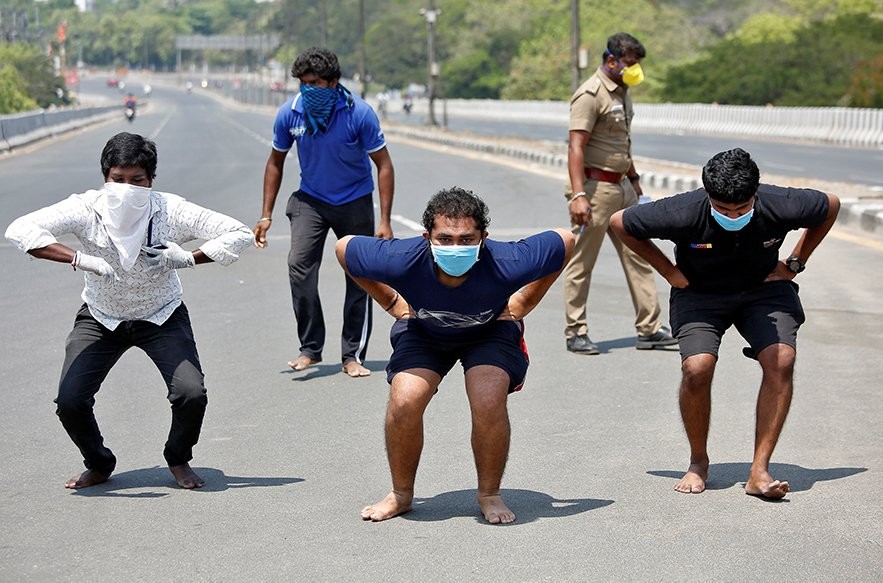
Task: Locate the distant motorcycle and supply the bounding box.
[124,94,137,122]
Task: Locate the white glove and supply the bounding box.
[73,251,119,283]
[142,241,196,271]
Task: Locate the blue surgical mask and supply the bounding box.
[430,244,480,277]
[710,206,754,231]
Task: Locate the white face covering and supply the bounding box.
[97,182,152,271]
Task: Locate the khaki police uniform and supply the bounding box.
[563,67,663,339]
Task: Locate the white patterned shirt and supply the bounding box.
[5,189,254,330]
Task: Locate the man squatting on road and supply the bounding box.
[5,132,254,490]
[610,148,839,499]
[336,187,575,523]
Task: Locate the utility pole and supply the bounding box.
[571,0,580,94]
[320,0,328,47]
[358,0,366,98]
[419,1,440,126]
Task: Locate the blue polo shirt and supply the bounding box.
[272,91,386,205]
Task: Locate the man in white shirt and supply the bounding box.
[5,132,254,490]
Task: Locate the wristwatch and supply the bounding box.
[785,255,805,274]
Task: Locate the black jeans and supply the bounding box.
[286,190,374,363]
[55,303,208,475]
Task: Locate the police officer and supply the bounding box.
[563,32,677,355]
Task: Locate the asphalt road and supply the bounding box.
[0,82,881,581]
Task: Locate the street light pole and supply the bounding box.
[571,0,580,94]
[420,2,440,126]
[320,0,328,47]
[358,0,366,98]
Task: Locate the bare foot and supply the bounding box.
[675,461,708,494]
[65,469,110,489]
[288,355,320,371]
[169,463,205,489]
[745,470,790,499]
[361,491,413,522]
[342,361,371,377]
[478,494,516,524]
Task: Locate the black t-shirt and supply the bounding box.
[621,184,829,293]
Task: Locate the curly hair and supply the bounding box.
[422,187,491,233]
[291,47,341,82]
[701,148,760,203]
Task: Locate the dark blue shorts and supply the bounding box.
[669,280,805,360]
[386,319,530,392]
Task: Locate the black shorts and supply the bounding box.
[669,280,805,360]
[386,319,530,392]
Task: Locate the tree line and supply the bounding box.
[1,0,880,114]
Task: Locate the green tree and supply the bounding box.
[501,17,570,100]
[442,49,506,98]
[661,9,883,106]
[361,8,426,90]
[0,64,39,113]
[847,53,883,107]
[0,42,65,108]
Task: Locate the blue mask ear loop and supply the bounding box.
[602,49,622,77]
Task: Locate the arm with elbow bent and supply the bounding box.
[767,192,841,281]
[29,243,119,282]
[609,210,689,289]
[335,235,412,319]
[499,229,576,321]
[787,192,841,266]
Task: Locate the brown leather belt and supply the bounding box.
[585,167,625,183]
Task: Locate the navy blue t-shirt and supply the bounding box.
[345,231,566,339]
[621,184,829,293]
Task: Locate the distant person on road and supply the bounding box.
[336,187,575,523]
[4,132,254,490]
[563,32,677,355]
[610,148,840,498]
[254,46,395,378]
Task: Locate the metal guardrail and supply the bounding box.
[395,98,883,148]
[0,105,121,152]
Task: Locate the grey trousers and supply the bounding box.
[285,190,374,364]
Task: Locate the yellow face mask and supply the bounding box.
[621,62,644,86]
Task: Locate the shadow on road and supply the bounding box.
[570,336,680,354]
[402,488,614,525]
[283,360,389,381]
[648,462,867,493]
[70,466,304,498]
